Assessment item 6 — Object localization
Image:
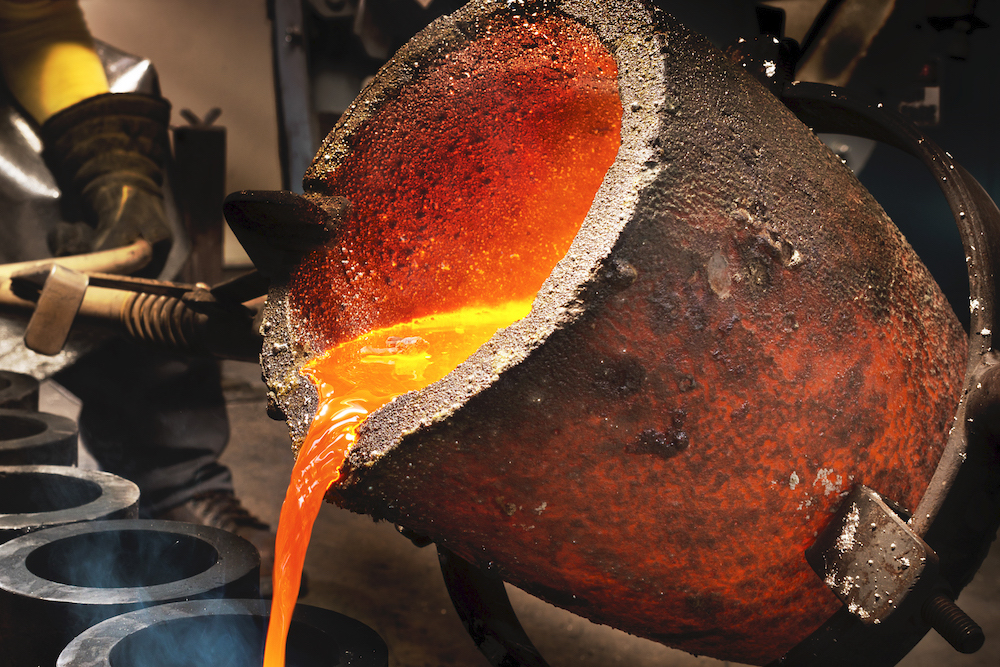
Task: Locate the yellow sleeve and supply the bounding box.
[0,0,110,122]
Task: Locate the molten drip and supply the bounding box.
[262,302,533,665]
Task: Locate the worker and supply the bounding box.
[0,0,279,595]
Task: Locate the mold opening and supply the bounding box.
[110,615,335,667]
[0,414,47,441]
[0,472,101,514]
[25,530,219,587]
[0,378,11,391]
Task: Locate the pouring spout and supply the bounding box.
[223,190,348,281]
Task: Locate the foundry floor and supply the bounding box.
[45,360,999,667]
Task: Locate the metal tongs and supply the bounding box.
[0,190,345,362]
[0,240,268,361]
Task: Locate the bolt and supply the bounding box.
[396,524,433,548]
[922,592,985,654]
[285,25,304,46]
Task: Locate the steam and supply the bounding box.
[110,614,264,667]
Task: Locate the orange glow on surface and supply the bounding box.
[262,302,533,665]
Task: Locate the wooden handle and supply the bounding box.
[0,240,153,312]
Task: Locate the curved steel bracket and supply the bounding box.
[437,547,548,667]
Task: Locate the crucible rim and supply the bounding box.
[0,408,78,464]
[261,0,662,464]
[0,370,39,410]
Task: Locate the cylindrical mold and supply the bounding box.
[0,519,260,667]
[0,371,39,411]
[57,598,389,667]
[0,408,77,465]
[0,466,139,544]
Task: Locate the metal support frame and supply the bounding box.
[765,78,1000,667]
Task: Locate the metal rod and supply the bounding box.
[0,239,152,280]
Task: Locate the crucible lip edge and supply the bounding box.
[0,518,258,604]
[0,465,139,533]
[263,0,666,461]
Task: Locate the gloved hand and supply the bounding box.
[41,92,173,272]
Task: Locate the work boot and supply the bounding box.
[156,490,303,598]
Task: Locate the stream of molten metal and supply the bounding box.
[262,300,533,666]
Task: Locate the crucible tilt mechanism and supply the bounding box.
[2,0,999,665]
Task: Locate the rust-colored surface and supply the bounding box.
[260,1,968,664]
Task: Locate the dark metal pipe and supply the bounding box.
[0,465,139,544]
[0,519,260,667]
[0,408,77,465]
[57,598,388,667]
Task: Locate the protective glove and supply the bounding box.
[40,91,173,272]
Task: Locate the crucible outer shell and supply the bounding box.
[0,519,259,667]
[57,598,389,667]
[0,371,39,411]
[259,0,968,663]
[0,465,139,543]
[0,408,78,465]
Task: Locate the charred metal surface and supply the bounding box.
[257,0,972,664]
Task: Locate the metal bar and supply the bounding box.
[172,116,227,285]
[269,0,315,193]
[437,547,550,667]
